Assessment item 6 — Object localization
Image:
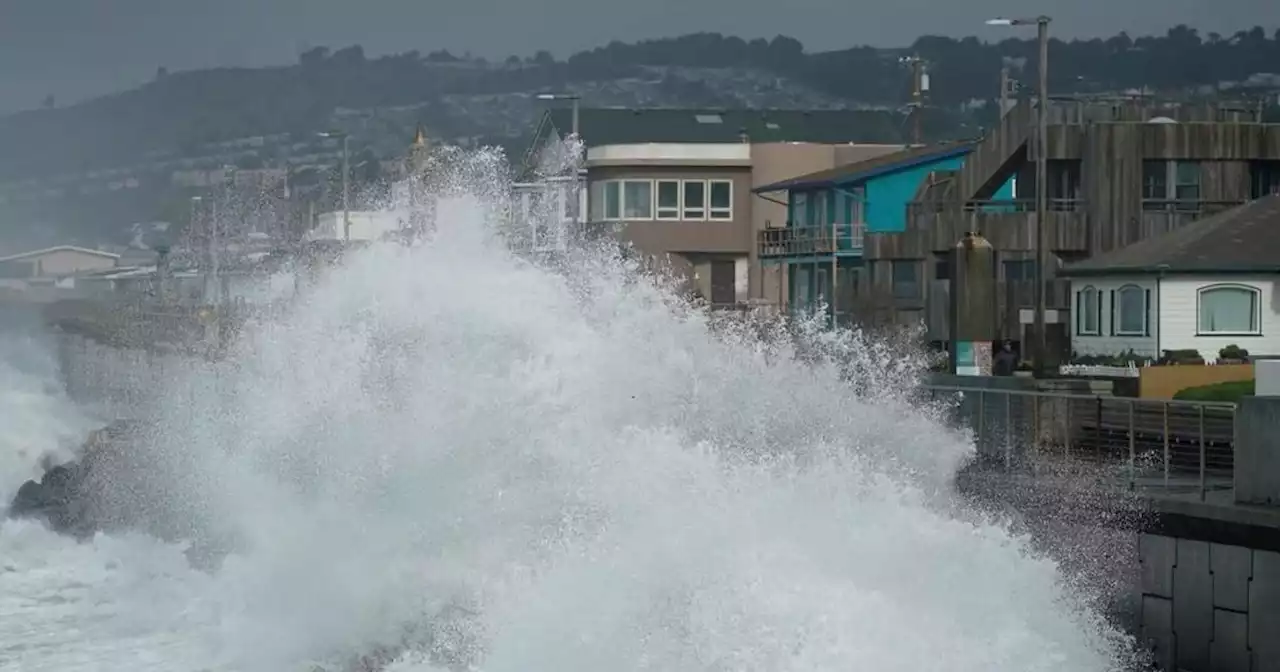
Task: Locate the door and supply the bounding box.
[709,260,736,305]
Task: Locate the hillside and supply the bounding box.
[5,27,1280,178]
[0,26,1277,251]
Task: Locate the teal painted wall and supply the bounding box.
[862,155,966,232]
[785,155,1017,233]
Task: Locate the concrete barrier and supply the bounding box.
[1234,395,1280,507]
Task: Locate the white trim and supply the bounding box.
[0,245,121,263]
[1196,283,1262,336]
[586,143,751,163]
[655,180,681,220]
[619,179,654,220]
[1077,285,1101,335]
[1114,283,1147,336]
[681,180,707,220]
[708,179,733,220]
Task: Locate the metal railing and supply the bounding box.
[924,385,1236,502]
[908,198,1084,216]
[757,222,865,259]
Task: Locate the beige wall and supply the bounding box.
[583,142,907,304]
[15,250,117,278]
[748,142,906,304]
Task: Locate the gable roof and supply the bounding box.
[1061,195,1280,277]
[0,245,121,263]
[753,142,976,193]
[522,107,905,171]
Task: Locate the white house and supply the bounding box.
[306,211,405,242]
[1061,195,1280,361]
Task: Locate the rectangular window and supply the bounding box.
[682,180,706,220]
[1174,161,1201,201]
[1141,160,1167,201]
[789,193,807,226]
[656,180,680,220]
[603,181,621,220]
[622,180,653,219]
[708,180,732,220]
[891,261,920,300]
[1003,260,1035,282]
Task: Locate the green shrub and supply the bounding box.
[1172,378,1255,403]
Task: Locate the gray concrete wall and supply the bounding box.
[1235,395,1280,506]
[1139,533,1280,672]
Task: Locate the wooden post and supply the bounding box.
[949,232,998,375]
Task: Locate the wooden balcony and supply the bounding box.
[757,222,866,260]
[879,198,1088,257]
[1139,200,1247,237]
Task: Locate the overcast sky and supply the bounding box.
[1,0,1277,113]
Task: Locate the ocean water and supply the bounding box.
[0,147,1138,671]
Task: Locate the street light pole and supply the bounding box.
[988,15,1052,373]
[536,92,583,247]
[318,131,351,241]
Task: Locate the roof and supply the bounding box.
[523,107,905,170]
[0,246,121,263]
[1061,195,1280,277]
[753,142,976,193]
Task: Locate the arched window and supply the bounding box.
[1197,284,1261,335]
[1077,285,1100,335]
[1115,284,1148,335]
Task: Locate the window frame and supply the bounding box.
[1113,284,1148,336]
[655,180,681,220]
[1196,283,1262,336]
[602,180,621,220]
[890,260,920,300]
[708,179,733,220]
[1077,285,1101,336]
[620,179,654,220]
[681,180,706,220]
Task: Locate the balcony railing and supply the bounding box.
[908,198,1085,216]
[757,222,866,259]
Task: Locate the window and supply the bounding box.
[656,180,680,220]
[1077,286,1100,335]
[603,181,621,220]
[1142,160,1201,210]
[1003,260,1035,282]
[622,180,653,219]
[891,261,920,300]
[682,180,706,220]
[1141,161,1167,201]
[1114,284,1147,335]
[1174,161,1201,201]
[709,180,732,220]
[790,193,807,225]
[1198,284,1260,335]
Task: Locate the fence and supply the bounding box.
[924,385,1236,501]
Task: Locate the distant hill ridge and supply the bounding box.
[3,26,1279,181]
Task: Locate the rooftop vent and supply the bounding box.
[695,114,723,124]
[1148,116,1178,124]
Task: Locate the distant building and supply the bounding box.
[0,245,119,280]
[520,107,909,305]
[1061,194,1280,362]
[306,211,406,242]
[753,142,1014,320]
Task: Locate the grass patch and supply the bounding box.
[1172,378,1255,403]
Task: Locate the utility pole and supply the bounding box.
[318,131,350,241]
[901,55,928,145]
[987,15,1052,373]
